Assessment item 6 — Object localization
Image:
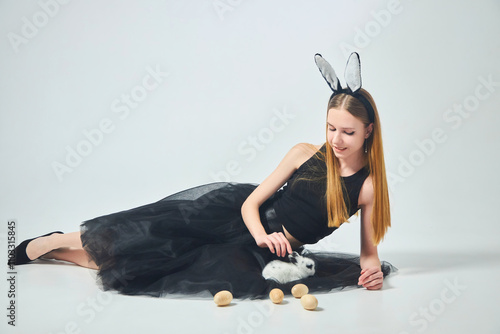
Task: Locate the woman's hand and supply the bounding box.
[254,232,292,257]
[358,267,383,290]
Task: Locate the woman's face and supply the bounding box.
[327,107,372,160]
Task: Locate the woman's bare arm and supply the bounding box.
[358,175,384,290]
[241,143,318,257]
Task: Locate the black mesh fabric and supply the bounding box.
[81,181,396,299]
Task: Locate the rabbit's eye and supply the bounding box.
[306,264,313,269]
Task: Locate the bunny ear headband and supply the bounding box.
[314,52,375,123]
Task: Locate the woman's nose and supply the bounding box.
[331,132,342,145]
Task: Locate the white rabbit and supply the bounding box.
[262,251,315,284]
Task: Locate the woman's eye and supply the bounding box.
[345,131,355,135]
[328,128,335,132]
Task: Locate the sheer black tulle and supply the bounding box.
[80,182,396,299]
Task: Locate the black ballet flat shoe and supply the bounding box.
[7,231,64,266]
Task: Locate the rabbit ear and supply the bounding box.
[315,53,341,92]
[344,52,362,93]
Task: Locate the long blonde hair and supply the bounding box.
[324,89,391,245]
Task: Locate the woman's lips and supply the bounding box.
[333,146,347,152]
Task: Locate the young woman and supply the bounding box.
[9,53,395,298]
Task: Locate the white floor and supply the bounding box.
[3,244,499,334]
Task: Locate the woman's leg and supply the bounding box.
[26,231,98,269]
[42,248,98,269]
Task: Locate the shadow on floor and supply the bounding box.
[380,249,500,275]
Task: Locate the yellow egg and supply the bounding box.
[214,290,233,306]
[291,283,309,298]
[300,294,318,311]
[269,288,284,304]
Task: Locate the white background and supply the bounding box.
[1,1,499,333]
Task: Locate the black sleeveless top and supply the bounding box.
[272,144,370,244]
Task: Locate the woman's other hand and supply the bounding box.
[358,267,383,290]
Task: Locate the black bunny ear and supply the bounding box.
[314,53,341,92]
[344,52,362,93]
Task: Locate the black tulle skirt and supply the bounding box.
[80,182,396,299]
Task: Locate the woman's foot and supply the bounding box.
[26,232,64,260]
[8,231,64,265]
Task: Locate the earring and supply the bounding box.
[364,139,368,154]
